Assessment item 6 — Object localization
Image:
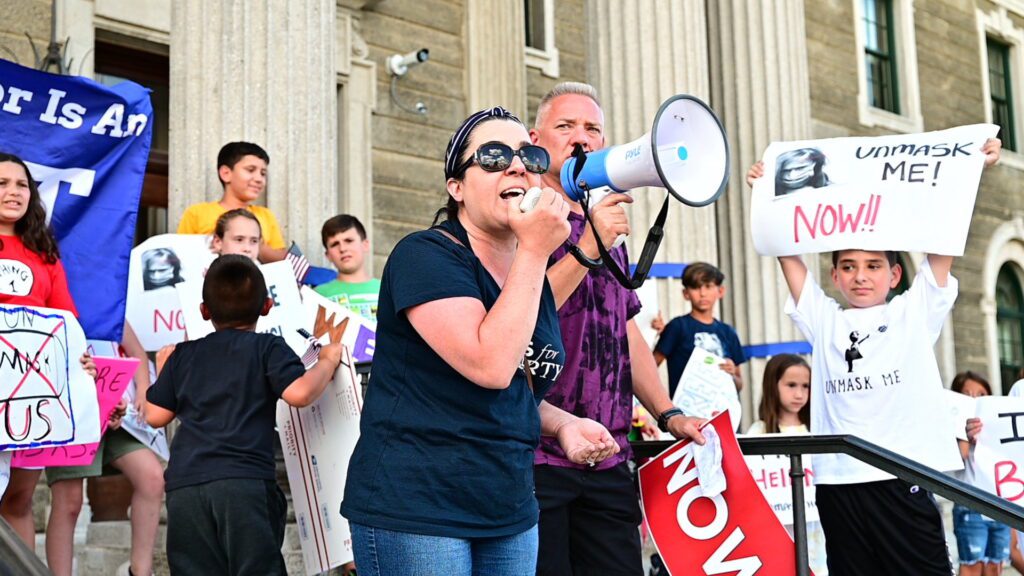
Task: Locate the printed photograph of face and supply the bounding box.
[775,147,831,197]
[141,247,183,291]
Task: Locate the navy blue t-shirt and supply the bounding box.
[147,330,305,492]
[655,314,746,397]
[341,218,564,538]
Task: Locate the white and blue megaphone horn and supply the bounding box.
[560,94,729,207]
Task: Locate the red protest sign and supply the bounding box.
[638,411,810,575]
[13,356,138,468]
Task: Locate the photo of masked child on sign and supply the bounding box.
[775,148,832,197]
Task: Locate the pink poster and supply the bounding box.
[13,356,139,467]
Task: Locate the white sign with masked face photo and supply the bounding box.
[751,124,999,257]
[125,234,216,351]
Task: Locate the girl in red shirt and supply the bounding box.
[0,153,105,550]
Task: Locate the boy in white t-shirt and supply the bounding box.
[751,138,1001,575]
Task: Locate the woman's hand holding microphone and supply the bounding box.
[509,186,571,259]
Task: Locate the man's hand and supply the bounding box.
[556,417,620,465]
[577,193,632,256]
[666,415,708,445]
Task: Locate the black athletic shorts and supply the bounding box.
[817,479,953,576]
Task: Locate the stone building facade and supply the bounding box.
[1,0,1023,571]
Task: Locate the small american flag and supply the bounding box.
[285,242,311,283]
[298,329,321,369]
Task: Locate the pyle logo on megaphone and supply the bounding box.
[560,94,729,208]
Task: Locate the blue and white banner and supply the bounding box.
[0,58,153,341]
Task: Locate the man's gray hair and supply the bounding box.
[535,82,601,127]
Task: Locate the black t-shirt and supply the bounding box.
[147,330,305,491]
[341,218,565,538]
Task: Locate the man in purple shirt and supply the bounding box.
[529,82,707,576]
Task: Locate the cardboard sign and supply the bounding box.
[966,396,1024,503]
[178,260,305,344]
[743,452,818,525]
[13,356,138,467]
[277,346,362,575]
[299,287,375,362]
[125,234,216,351]
[752,124,999,256]
[673,347,742,431]
[639,412,807,576]
[0,305,100,450]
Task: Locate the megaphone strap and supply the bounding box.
[566,244,603,270]
[581,191,669,290]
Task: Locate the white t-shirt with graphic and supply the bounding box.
[786,259,963,484]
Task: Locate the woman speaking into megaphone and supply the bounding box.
[341,106,621,575]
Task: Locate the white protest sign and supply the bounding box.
[177,261,304,344]
[751,124,999,256]
[85,339,168,460]
[946,389,977,442]
[966,396,1024,503]
[125,234,216,351]
[299,286,375,363]
[0,305,100,450]
[277,346,362,575]
[743,452,818,525]
[673,347,741,431]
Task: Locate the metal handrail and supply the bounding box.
[0,516,50,575]
[632,434,1024,576]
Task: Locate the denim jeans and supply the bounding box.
[350,522,537,576]
[953,504,1011,564]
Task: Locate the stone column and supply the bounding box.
[466,0,527,117]
[708,0,814,416]
[169,0,337,259]
[336,11,377,271]
[585,0,716,341]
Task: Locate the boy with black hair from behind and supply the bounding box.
[653,262,746,398]
[146,254,342,575]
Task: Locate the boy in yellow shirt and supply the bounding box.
[178,142,287,262]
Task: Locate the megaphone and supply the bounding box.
[560,94,729,207]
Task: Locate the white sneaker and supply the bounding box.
[115,561,131,576]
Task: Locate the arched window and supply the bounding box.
[997,263,1024,386]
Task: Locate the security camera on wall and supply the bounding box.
[388,49,429,76]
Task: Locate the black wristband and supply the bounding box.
[567,244,603,270]
[657,407,685,433]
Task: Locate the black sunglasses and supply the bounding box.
[460,142,550,175]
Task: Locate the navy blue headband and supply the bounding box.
[444,106,522,180]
